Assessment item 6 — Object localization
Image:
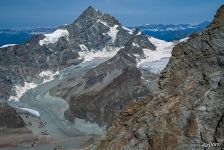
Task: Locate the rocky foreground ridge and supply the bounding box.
[99,5,224,150]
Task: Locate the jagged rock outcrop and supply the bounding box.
[99,5,224,150]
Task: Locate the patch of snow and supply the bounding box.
[133,54,140,58]
[137,36,176,74]
[108,25,119,43]
[78,46,122,63]
[136,31,141,35]
[39,29,69,46]
[0,44,17,48]
[18,107,40,117]
[39,70,60,83]
[8,70,60,102]
[79,44,88,51]
[132,42,140,47]
[179,37,189,42]
[8,82,37,102]
[97,19,109,27]
[122,26,133,34]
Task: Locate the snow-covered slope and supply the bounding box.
[137,36,187,74]
[39,29,69,46]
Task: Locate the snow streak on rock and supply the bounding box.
[108,25,119,43]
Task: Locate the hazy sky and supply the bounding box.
[0,0,223,28]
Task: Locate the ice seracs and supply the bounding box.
[39,29,69,46]
[137,36,176,74]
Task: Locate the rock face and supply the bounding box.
[0,5,157,135]
[0,103,25,129]
[51,30,153,127]
[0,6,148,101]
[99,5,224,150]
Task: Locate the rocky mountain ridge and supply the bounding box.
[0,6,138,101]
[99,5,224,150]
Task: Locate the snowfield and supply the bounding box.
[39,70,60,83]
[137,36,176,74]
[8,70,60,102]
[78,46,123,63]
[39,29,69,46]
[8,82,37,102]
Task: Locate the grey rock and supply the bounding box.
[99,5,224,150]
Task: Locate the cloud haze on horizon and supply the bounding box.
[0,0,223,28]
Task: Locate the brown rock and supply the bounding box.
[98,5,224,150]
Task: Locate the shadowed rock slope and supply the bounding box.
[99,5,224,150]
[51,30,153,128]
[0,103,25,129]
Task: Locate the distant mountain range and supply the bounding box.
[0,21,209,47]
[131,21,210,41]
[0,28,55,47]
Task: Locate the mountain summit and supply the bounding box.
[0,6,166,149]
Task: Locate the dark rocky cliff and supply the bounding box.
[0,103,25,129]
[99,5,224,150]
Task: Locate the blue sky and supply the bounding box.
[0,0,223,28]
